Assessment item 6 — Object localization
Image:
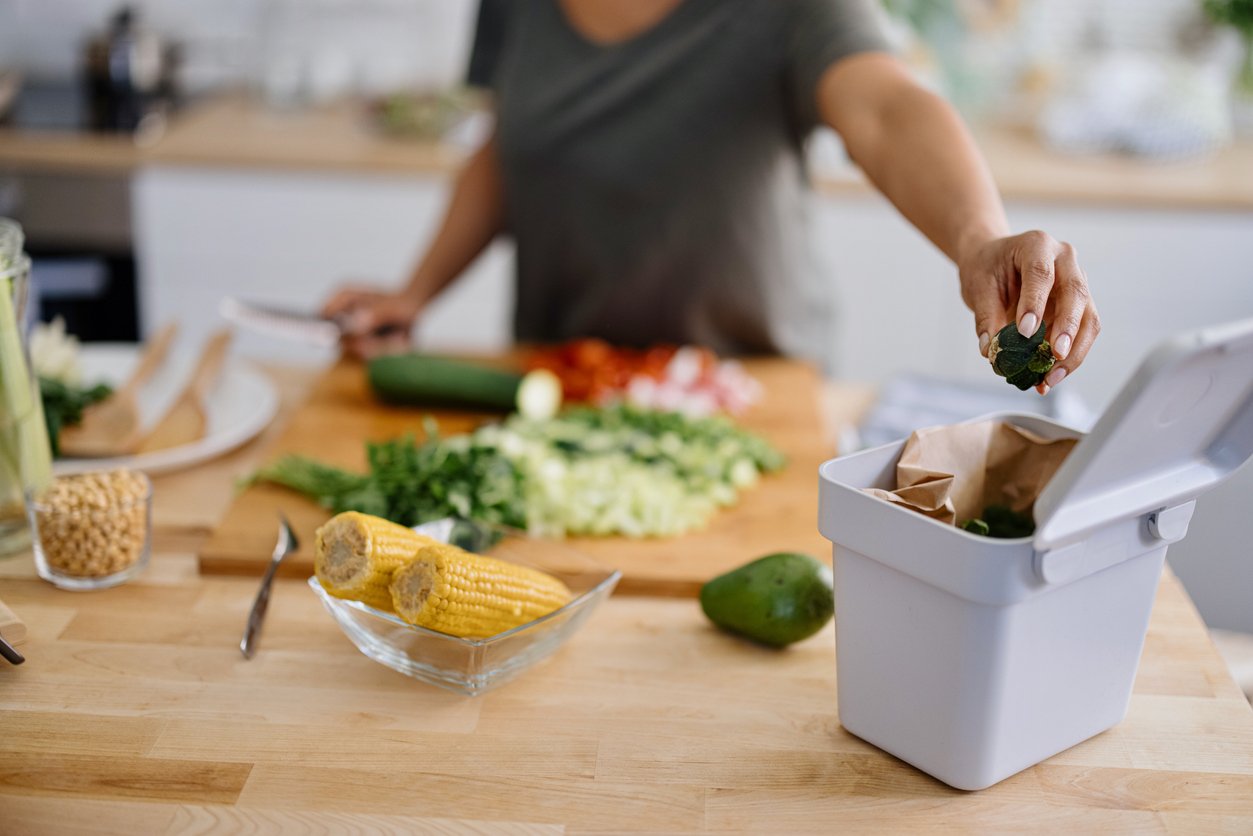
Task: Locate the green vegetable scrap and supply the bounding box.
[987,321,1054,391]
[960,505,1035,539]
[960,518,990,537]
[253,406,786,538]
[39,377,113,457]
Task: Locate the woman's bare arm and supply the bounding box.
[818,53,1099,392]
[324,134,507,357]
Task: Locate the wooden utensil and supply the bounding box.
[138,329,233,454]
[59,323,179,458]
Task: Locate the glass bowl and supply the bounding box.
[26,470,153,590]
[309,518,621,695]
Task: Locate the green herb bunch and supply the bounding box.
[253,421,528,529]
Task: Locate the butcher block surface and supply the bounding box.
[0,555,1250,832]
[1,360,1250,832]
[198,358,835,595]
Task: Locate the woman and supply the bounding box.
[326,0,1098,393]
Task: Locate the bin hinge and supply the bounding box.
[1147,500,1196,544]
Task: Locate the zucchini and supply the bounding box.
[367,354,561,420]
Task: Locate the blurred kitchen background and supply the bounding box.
[1,0,1251,637]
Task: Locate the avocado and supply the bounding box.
[699,552,834,648]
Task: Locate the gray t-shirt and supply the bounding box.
[483,0,889,364]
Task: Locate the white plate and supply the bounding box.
[53,343,280,476]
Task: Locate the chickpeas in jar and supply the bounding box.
[27,469,152,590]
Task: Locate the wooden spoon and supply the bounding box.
[59,323,179,458]
[137,329,234,454]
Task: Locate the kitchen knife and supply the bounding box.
[219,297,343,348]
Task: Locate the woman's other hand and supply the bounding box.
[322,285,422,360]
[958,230,1101,394]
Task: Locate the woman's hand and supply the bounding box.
[321,285,422,360]
[958,230,1101,394]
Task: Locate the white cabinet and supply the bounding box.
[133,165,514,365]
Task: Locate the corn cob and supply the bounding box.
[389,543,573,638]
[314,511,435,611]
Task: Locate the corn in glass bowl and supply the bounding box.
[310,518,620,695]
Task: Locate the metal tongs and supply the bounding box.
[239,514,298,659]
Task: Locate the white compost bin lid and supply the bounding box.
[1033,317,1253,553]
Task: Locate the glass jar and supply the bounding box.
[0,219,54,555]
[27,470,152,590]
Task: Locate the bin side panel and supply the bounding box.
[833,546,1006,789]
[833,543,1167,790]
[988,546,1167,783]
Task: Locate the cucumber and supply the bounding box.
[367,354,561,420]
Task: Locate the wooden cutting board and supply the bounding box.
[198,357,836,596]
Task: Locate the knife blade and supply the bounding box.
[219,297,343,348]
[220,297,410,348]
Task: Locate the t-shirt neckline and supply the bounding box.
[550,0,693,50]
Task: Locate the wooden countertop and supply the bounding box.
[0,563,1250,832]
[0,128,140,174]
[0,364,1251,830]
[3,93,1253,210]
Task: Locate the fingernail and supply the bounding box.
[1018,312,1039,338]
[978,332,990,355]
[1053,333,1072,359]
[1045,367,1067,387]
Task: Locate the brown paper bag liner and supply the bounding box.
[865,420,1077,527]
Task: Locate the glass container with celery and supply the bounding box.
[0,219,53,555]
